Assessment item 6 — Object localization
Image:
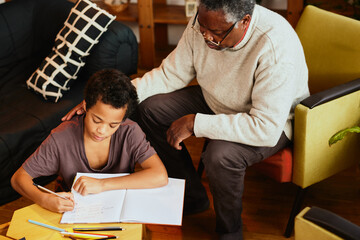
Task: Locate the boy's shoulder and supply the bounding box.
[120,118,141,131]
[50,115,83,139]
[116,118,146,138]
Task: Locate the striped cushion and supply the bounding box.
[27,0,115,102]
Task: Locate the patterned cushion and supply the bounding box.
[26,0,115,102]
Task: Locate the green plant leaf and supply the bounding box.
[329,126,360,146]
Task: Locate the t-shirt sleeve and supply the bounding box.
[22,133,60,179]
[128,123,157,165]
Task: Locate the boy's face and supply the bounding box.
[84,99,127,142]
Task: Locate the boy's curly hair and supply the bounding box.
[84,69,139,120]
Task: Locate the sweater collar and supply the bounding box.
[227,4,259,51]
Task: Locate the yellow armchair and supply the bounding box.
[293,5,360,188]
[284,5,360,237]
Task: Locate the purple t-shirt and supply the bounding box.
[23,115,156,189]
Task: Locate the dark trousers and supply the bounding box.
[136,86,291,239]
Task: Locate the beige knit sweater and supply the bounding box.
[132,5,309,147]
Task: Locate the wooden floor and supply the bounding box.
[1,47,360,239]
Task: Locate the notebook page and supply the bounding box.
[60,172,128,224]
[119,178,185,225]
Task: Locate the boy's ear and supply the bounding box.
[83,101,87,111]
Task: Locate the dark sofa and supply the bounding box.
[0,0,138,205]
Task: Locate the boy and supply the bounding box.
[11,69,168,213]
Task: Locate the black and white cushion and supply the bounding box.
[27,0,115,102]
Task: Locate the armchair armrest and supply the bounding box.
[295,207,360,240]
[301,78,360,109]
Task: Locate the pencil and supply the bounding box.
[60,231,117,239]
[33,182,70,200]
[96,237,117,240]
[28,219,66,232]
[73,231,117,238]
[73,226,125,231]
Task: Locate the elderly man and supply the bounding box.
[133,0,309,238]
[64,0,309,239]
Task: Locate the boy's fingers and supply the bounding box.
[62,192,74,202]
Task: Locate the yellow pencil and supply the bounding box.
[60,231,117,239]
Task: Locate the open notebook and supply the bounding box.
[60,172,185,225]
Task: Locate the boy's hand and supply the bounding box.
[61,100,85,121]
[73,176,103,195]
[41,192,74,213]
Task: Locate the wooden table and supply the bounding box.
[6,204,145,240]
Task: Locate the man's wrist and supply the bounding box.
[189,114,196,135]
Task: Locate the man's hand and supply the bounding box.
[73,176,103,196]
[41,192,74,213]
[166,114,195,150]
[61,100,86,121]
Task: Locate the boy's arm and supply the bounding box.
[11,167,74,213]
[73,154,168,195]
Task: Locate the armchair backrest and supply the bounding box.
[295,5,360,94]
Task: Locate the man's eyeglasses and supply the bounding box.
[191,10,237,47]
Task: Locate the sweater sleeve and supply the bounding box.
[132,21,197,102]
[194,60,305,147]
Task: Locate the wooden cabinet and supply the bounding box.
[100,0,190,68]
[101,0,304,69]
